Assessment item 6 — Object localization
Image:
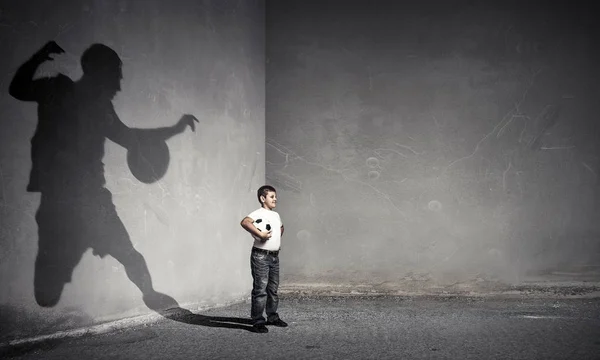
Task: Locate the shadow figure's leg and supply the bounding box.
[110,244,179,311]
[266,254,280,322]
[108,237,153,294]
[34,197,86,307]
[34,247,85,307]
[250,251,269,325]
[94,189,178,311]
[106,221,180,311]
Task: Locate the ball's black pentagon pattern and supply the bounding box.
[253,218,272,240]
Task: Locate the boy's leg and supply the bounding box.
[250,250,270,325]
[266,254,287,326]
[265,254,280,321]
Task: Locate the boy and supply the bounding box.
[240,185,288,333]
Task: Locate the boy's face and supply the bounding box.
[261,191,277,210]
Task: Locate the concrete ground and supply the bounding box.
[2,291,600,360]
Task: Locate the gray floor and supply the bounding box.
[4,295,600,360]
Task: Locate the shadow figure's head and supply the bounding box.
[81,44,123,99]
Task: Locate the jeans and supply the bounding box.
[250,248,280,325]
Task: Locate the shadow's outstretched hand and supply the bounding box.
[176,114,199,133]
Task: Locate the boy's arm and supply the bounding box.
[240,217,271,241]
[280,214,284,236]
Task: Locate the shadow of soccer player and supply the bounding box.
[9,41,197,313]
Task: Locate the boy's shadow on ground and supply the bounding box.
[158,307,256,332]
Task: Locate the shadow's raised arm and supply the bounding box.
[9,41,65,102]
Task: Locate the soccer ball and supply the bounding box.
[253,218,271,240]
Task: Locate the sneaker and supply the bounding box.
[267,318,288,327]
[253,324,269,333]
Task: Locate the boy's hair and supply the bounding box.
[257,185,276,204]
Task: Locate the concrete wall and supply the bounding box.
[266,1,600,287]
[0,0,264,339]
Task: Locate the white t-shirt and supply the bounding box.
[246,207,282,251]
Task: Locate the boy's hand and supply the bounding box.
[259,230,272,241]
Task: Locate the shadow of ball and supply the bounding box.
[127,140,170,184]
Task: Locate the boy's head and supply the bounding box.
[257,185,277,210]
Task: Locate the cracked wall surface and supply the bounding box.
[266,0,600,287]
[0,0,264,339]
